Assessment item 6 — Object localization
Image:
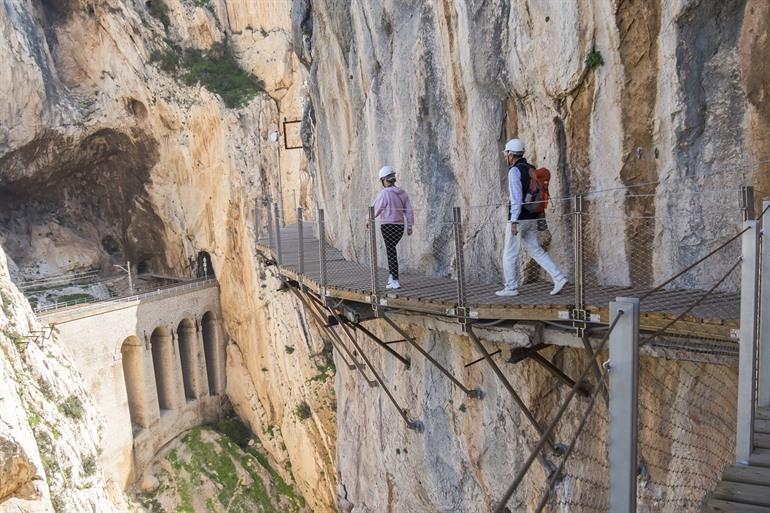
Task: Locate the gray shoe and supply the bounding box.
[495,288,520,297]
[550,277,568,295]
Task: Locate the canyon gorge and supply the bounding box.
[1,1,769,512]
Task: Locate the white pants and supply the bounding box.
[502,220,565,290]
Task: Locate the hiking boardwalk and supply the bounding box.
[256,221,741,343]
[702,407,770,512]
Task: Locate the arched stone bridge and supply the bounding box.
[38,279,227,488]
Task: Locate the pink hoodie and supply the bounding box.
[372,186,414,227]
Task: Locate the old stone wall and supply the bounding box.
[42,282,226,489]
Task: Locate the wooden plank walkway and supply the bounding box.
[702,408,770,512]
[257,222,740,341]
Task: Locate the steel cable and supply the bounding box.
[493,311,625,513]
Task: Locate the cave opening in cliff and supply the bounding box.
[196,251,214,278]
[0,128,166,282]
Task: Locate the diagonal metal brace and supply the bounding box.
[465,350,502,368]
[580,333,609,405]
[328,308,423,432]
[528,352,591,398]
[289,287,373,383]
[466,325,552,449]
[347,321,411,368]
[380,314,483,399]
[289,287,358,371]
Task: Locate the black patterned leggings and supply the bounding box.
[380,224,405,279]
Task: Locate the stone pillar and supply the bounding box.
[151,328,181,411]
[142,334,161,425]
[121,337,150,429]
[195,320,211,398]
[177,322,199,400]
[170,329,188,407]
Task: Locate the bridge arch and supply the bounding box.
[202,311,223,395]
[177,318,198,401]
[121,336,150,429]
[150,326,178,412]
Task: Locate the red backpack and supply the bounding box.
[522,166,551,214]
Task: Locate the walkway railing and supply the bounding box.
[35,278,218,315]
[254,186,748,335]
[253,187,766,511]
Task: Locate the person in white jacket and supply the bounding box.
[496,138,568,297]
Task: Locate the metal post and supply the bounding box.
[760,201,770,407]
[573,195,585,312]
[608,296,639,513]
[737,220,760,463]
[368,206,379,312]
[742,186,755,221]
[453,207,468,328]
[254,197,260,242]
[266,200,275,250]
[297,207,305,279]
[318,209,328,296]
[127,260,133,293]
[274,202,283,265]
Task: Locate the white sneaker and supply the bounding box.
[550,277,568,296]
[495,288,519,297]
[387,279,401,290]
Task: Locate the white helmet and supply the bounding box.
[504,138,525,155]
[378,165,396,180]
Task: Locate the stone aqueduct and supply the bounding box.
[39,280,226,488]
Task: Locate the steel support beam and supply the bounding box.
[288,287,373,382]
[380,314,483,399]
[580,334,609,404]
[608,297,639,513]
[466,325,548,443]
[348,321,411,368]
[737,220,760,463]
[528,352,590,397]
[329,309,423,431]
[760,200,770,407]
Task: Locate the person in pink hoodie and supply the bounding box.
[372,165,414,289]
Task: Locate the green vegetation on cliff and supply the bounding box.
[151,42,265,108]
[137,417,305,513]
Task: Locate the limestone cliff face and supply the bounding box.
[0,246,126,512]
[330,314,736,513]
[298,0,768,287]
[0,0,333,511]
[291,1,764,511]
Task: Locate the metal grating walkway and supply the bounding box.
[257,222,740,342]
